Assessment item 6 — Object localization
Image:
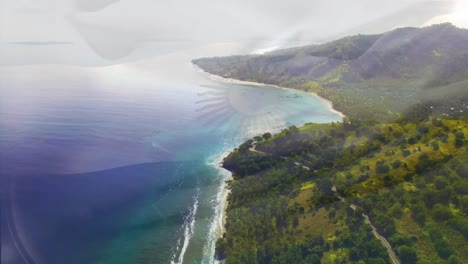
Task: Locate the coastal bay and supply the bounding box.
[203,70,347,250]
[1,51,342,264]
[193,24,468,264]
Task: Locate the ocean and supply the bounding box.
[0,48,342,264]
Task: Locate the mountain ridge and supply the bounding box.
[193,23,468,121]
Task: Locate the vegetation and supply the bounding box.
[193,23,468,123]
[194,23,468,263]
[217,116,467,263]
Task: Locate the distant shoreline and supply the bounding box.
[195,66,346,120]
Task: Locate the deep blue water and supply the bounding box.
[0,51,342,264]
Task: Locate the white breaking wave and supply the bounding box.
[202,146,235,264]
[171,189,200,264]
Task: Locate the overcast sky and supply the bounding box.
[0,0,466,65]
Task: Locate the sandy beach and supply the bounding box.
[208,148,233,260]
[200,65,347,259]
[195,66,347,120]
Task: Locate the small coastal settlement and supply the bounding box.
[194,23,468,264]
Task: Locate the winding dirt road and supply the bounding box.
[249,144,400,263]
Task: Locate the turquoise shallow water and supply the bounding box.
[0,51,342,264]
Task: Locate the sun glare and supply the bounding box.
[452,0,468,26]
[253,46,279,55]
[425,0,468,28]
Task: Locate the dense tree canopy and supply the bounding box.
[218,117,467,263]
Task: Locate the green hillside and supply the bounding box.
[196,23,468,264]
[193,23,468,122]
[218,117,468,264]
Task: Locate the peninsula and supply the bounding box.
[193,23,468,264]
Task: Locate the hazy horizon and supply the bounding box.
[1,0,467,66]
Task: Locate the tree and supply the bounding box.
[292,216,299,227]
[389,233,415,247]
[317,178,334,195]
[434,176,448,190]
[447,255,462,264]
[397,245,417,263]
[310,245,324,258]
[408,137,417,144]
[411,212,426,226]
[289,125,299,134]
[262,132,272,140]
[238,139,254,153]
[375,164,390,174]
[389,203,404,219]
[374,214,396,236]
[455,164,468,178]
[367,258,386,264]
[417,124,429,134]
[392,160,402,169]
[354,206,364,216]
[454,131,465,139]
[453,179,468,195]
[431,204,453,222]
[402,149,411,157]
[412,208,426,226]
[253,135,263,142]
[434,239,452,259]
[431,141,440,151]
[349,248,360,261]
[460,195,468,215]
[215,238,227,260]
[403,173,413,181]
[446,217,468,241]
[365,239,385,258]
[304,254,321,264]
[415,153,431,174]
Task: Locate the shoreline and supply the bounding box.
[197,64,347,260]
[194,66,347,120]
[208,148,233,263]
[216,157,232,238]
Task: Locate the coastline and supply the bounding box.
[198,64,347,261]
[208,148,233,264]
[195,66,346,120]
[215,154,232,237]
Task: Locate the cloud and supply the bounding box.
[424,0,468,28]
[75,0,120,12]
[0,0,458,66]
[8,41,74,45]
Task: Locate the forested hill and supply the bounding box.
[193,23,468,121]
[217,118,468,264]
[199,22,468,264]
